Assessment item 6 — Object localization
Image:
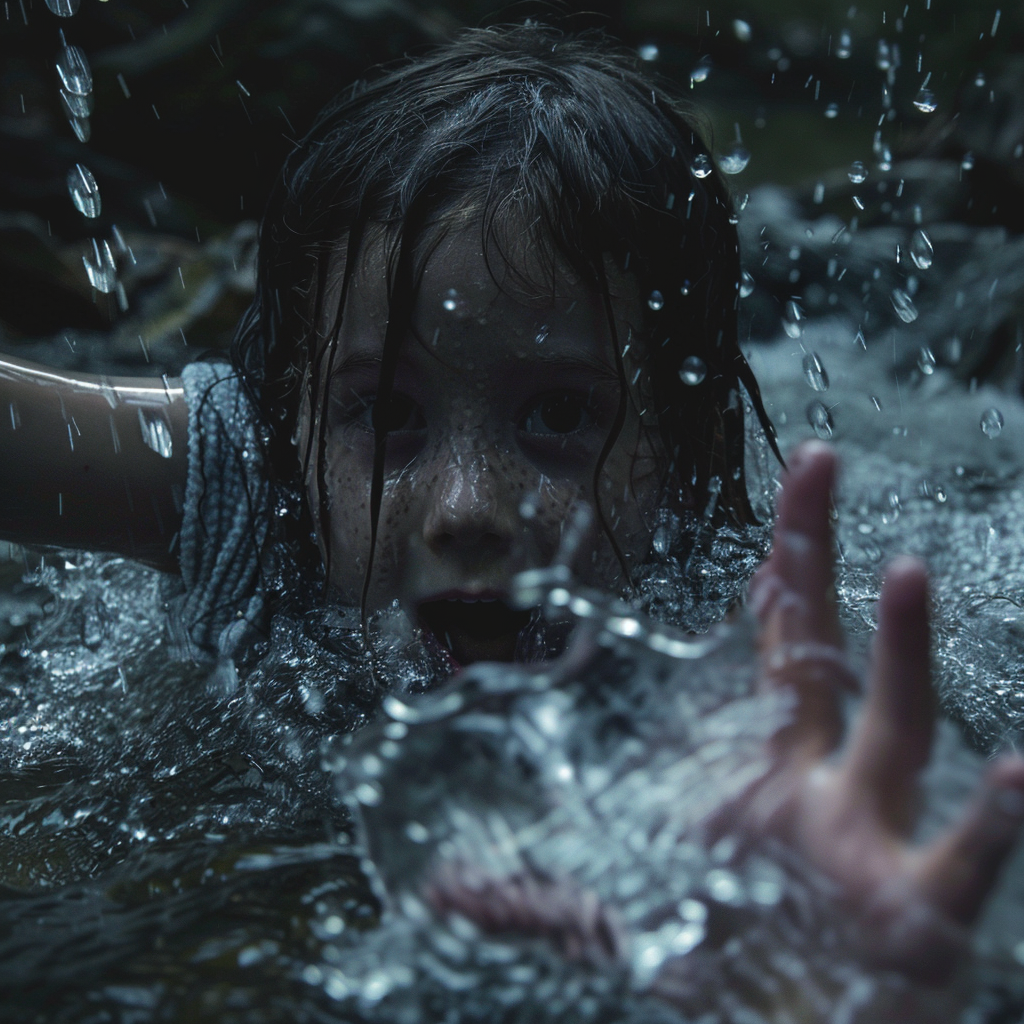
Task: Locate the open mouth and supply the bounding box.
[417,596,532,666]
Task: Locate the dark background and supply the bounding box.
[1,0,1020,372]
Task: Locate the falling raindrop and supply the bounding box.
[68,117,90,143]
[909,228,934,270]
[719,144,750,175]
[82,239,116,293]
[647,290,665,311]
[638,43,659,61]
[534,324,550,344]
[980,407,1004,439]
[890,288,918,323]
[67,164,100,218]
[875,40,892,71]
[974,71,986,88]
[802,351,830,392]
[56,45,92,95]
[739,271,755,298]
[961,151,975,172]
[917,347,936,375]
[855,329,867,350]
[44,0,80,15]
[913,87,937,113]
[679,356,707,385]
[782,299,804,339]
[59,88,93,119]
[733,19,752,42]
[824,103,839,118]
[442,288,460,312]
[847,161,868,184]
[836,30,852,58]
[137,408,174,458]
[870,395,882,411]
[944,336,962,364]
[690,153,712,179]
[806,401,834,439]
[690,57,712,85]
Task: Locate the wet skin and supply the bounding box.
[301,227,663,665]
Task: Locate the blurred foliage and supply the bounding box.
[0,0,1021,370]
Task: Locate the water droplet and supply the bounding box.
[82,238,116,293]
[855,329,867,350]
[679,356,707,385]
[802,351,830,391]
[961,151,975,172]
[733,19,752,42]
[848,160,868,184]
[718,144,750,175]
[59,87,93,119]
[739,271,755,298]
[876,39,892,71]
[782,299,804,339]
[647,290,665,311]
[45,0,80,15]
[909,228,933,270]
[917,346,936,375]
[690,56,712,84]
[534,324,550,344]
[442,288,460,312]
[980,407,1004,438]
[638,43,659,61]
[870,395,882,411]
[68,116,90,143]
[137,408,173,458]
[974,71,986,88]
[690,153,712,179]
[944,336,962,364]
[67,164,100,218]
[824,102,840,118]
[913,87,937,113]
[56,45,92,95]
[836,30,852,58]
[806,401,834,439]
[890,288,918,323]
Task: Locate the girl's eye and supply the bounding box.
[519,392,595,436]
[347,393,426,433]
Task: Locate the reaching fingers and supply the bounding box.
[841,557,934,832]
[913,755,1024,925]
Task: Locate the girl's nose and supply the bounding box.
[421,450,517,556]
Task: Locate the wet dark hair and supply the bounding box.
[231,22,779,604]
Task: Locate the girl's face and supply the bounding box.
[302,225,666,665]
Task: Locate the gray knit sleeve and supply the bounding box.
[170,361,270,662]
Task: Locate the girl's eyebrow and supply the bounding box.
[330,353,382,376]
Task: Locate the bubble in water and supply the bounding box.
[909,228,934,270]
[782,299,804,339]
[836,30,852,58]
[890,288,918,323]
[637,43,659,61]
[690,153,712,178]
[802,351,830,392]
[534,324,550,345]
[67,164,100,218]
[647,290,665,311]
[917,347,936,375]
[45,0,80,15]
[739,271,755,298]
[82,238,116,293]
[690,56,712,84]
[718,144,750,175]
[847,160,868,184]
[824,102,839,118]
[679,356,707,385]
[806,401,833,439]
[913,87,937,113]
[961,151,975,172]
[442,288,460,312]
[733,19,752,42]
[59,88,93,119]
[137,408,174,458]
[68,117,90,143]
[56,45,92,95]
[980,407,1004,438]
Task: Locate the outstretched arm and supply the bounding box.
[0,352,188,570]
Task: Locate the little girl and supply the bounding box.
[1,21,1022,1002]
